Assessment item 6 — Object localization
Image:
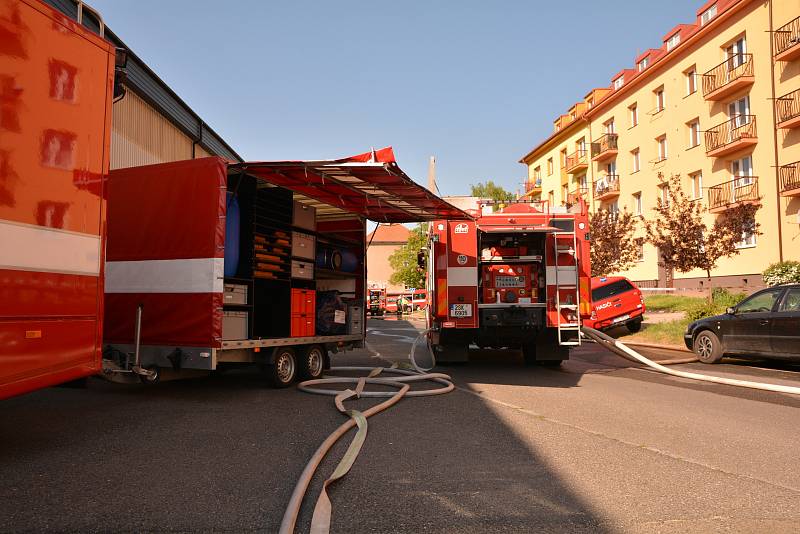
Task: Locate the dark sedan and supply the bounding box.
[684,284,800,363]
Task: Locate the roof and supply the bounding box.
[368,224,411,244]
[231,147,472,223]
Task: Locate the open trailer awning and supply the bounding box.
[229,147,471,223]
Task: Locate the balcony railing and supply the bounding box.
[701,53,754,100]
[525,178,543,193]
[593,175,620,200]
[565,149,588,173]
[775,15,800,61]
[591,133,618,162]
[777,88,800,129]
[704,115,757,157]
[779,161,800,197]
[567,186,589,206]
[708,177,760,213]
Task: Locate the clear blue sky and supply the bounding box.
[92,0,700,197]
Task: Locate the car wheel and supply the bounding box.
[694,330,723,364]
[626,319,642,333]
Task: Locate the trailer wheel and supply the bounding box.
[267,348,297,388]
[299,345,325,380]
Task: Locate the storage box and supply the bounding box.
[222,311,249,340]
[291,315,315,337]
[223,283,248,305]
[347,305,364,335]
[292,201,317,231]
[291,288,316,316]
[291,260,314,280]
[291,231,316,260]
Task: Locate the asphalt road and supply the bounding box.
[2,316,799,533]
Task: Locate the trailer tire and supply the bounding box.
[267,348,297,388]
[299,345,325,380]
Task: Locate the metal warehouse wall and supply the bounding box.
[111,91,196,169]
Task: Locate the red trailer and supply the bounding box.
[426,199,592,365]
[102,150,468,387]
[0,0,116,399]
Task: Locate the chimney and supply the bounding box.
[427,156,436,193]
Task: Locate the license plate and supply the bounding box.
[450,304,472,318]
[612,314,630,324]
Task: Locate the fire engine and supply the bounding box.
[425,198,592,365]
[367,287,386,316]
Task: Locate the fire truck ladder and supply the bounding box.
[553,230,581,346]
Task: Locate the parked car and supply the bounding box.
[685,284,800,363]
[585,276,645,333]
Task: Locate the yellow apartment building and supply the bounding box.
[520,0,800,290]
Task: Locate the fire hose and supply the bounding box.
[581,325,800,395]
[279,331,451,534]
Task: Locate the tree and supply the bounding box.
[590,209,640,277]
[389,223,427,289]
[645,174,761,295]
[470,180,514,209]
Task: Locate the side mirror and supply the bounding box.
[726,307,735,315]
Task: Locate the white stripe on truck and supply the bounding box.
[0,218,101,276]
[105,258,224,294]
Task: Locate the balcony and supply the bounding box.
[565,149,588,174]
[704,115,757,157]
[593,175,620,201]
[702,54,754,101]
[775,16,800,62]
[777,89,800,129]
[591,133,618,162]
[567,186,589,206]
[779,161,800,197]
[525,178,543,195]
[707,177,760,213]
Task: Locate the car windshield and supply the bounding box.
[736,289,781,314]
[592,279,635,302]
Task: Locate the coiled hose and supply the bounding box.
[279,330,451,534]
[581,326,800,395]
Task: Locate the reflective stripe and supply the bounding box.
[105,258,224,293]
[446,267,477,286]
[0,219,101,276]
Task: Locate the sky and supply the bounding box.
[91,0,702,197]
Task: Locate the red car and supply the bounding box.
[585,276,645,332]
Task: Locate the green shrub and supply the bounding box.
[686,301,721,322]
[763,261,800,287]
[711,287,746,309]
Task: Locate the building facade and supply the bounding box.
[520,0,800,290]
[366,224,411,293]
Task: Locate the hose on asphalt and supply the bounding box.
[581,325,800,395]
[279,330,451,534]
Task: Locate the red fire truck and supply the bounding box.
[426,199,592,365]
[0,0,117,399]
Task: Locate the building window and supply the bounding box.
[560,148,568,168]
[666,33,681,51]
[690,171,703,199]
[685,67,697,95]
[701,4,717,26]
[659,183,670,206]
[629,103,638,127]
[636,238,645,261]
[687,119,701,148]
[654,86,665,113]
[613,76,624,90]
[608,200,620,216]
[736,216,757,248]
[656,135,668,161]
[562,184,569,202]
[631,148,640,173]
[726,37,747,69]
[548,190,555,205]
[605,118,616,134]
[547,158,553,175]
[638,58,649,72]
[577,137,586,152]
[633,192,642,215]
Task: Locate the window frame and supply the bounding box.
[629,103,638,127]
[735,288,782,314]
[687,119,701,148]
[654,86,665,113]
[685,66,697,95]
[701,4,717,26]
[656,134,668,161]
[631,148,641,173]
[633,191,643,215]
[689,171,703,200]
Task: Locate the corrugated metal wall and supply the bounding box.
[110,91,194,169]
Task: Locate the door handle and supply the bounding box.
[759,319,769,326]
